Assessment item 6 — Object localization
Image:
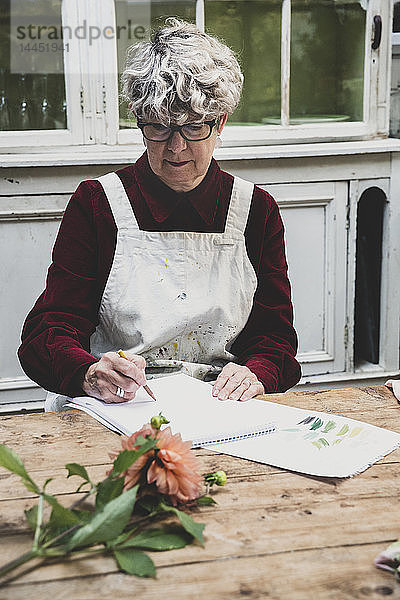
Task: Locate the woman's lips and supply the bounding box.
[166,160,190,167]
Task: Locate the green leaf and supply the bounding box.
[196,496,217,506]
[71,509,93,524]
[25,505,38,531]
[119,528,190,551]
[112,438,156,476]
[310,418,323,431]
[65,463,92,484]
[75,481,91,493]
[43,478,54,493]
[65,485,139,551]
[159,503,205,545]
[106,528,137,548]
[113,548,156,577]
[0,444,39,494]
[136,495,162,514]
[44,493,81,530]
[96,477,125,510]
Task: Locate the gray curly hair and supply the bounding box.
[121,18,243,125]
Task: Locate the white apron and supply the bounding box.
[45,170,257,411]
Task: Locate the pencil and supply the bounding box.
[117,349,157,401]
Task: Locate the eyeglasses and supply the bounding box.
[137,120,217,142]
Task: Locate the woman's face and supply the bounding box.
[144,115,227,192]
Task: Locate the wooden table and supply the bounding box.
[1,385,400,599]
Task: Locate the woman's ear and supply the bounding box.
[217,114,228,134]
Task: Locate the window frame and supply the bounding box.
[0,0,393,148]
[117,0,392,147]
[0,0,88,147]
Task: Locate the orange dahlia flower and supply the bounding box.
[147,427,203,505]
[109,424,157,490]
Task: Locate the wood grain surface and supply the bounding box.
[1,385,400,599]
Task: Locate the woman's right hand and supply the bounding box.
[82,351,147,403]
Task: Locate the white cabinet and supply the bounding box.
[0,192,68,407]
[1,141,399,410]
[270,182,347,377]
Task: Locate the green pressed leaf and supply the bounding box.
[25,505,38,531]
[66,485,139,551]
[0,444,39,494]
[298,416,316,425]
[310,418,323,431]
[112,438,156,476]
[312,439,329,449]
[96,476,125,510]
[65,463,91,484]
[119,528,190,551]
[337,424,350,436]
[317,438,329,447]
[159,503,205,545]
[196,496,218,506]
[322,421,336,434]
[113,548,156,577]
[349,426,363,438]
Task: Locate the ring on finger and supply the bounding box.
[116,386,125,398]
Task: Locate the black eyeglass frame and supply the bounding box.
[137,119,217,142]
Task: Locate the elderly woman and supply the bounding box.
[18,19,301,409]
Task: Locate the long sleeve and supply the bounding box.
[230,186,301,392]
[18,155,300,396]
[18,180,114,397]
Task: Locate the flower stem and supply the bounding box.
[0,549,38,579]
[41,523,81,550]
[32,494,44,550]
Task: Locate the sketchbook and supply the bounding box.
[68,374,276,448]
[69,373,400,478]
[207,400,400,478]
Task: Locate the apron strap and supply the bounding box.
[97,172,140,231]
[224,176,254,236]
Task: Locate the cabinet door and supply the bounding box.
[0,193,67,407]
[266,181,348,376]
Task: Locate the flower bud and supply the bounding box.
[150,413,170,430]
[375,541,400,573]
[204,470,227,487]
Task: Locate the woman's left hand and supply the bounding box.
[212,363,264,401]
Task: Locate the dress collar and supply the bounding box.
[134,152,221,224]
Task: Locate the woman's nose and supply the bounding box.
[167,131,187,153]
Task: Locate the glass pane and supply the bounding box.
[205,0,281,125]
[0,0,67,131]
[290,0,366,124]
[116,0,196,130]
